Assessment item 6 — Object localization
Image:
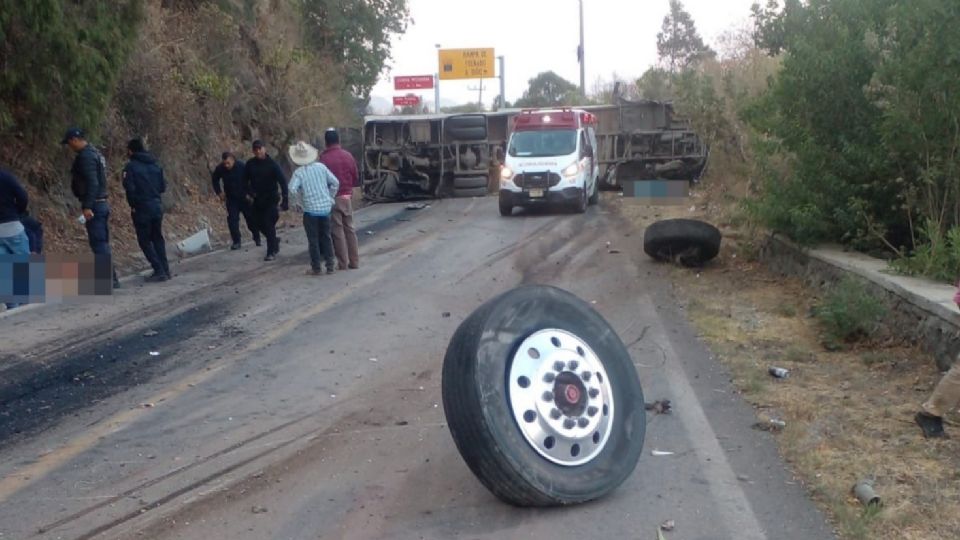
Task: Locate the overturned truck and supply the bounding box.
[361,99,707,202]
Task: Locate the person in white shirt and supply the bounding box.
[287,141,339,275]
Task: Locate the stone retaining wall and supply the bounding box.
[760,234,960,371]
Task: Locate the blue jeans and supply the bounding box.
[0,229,30,309]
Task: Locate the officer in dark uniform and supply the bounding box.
[122,138,170,282]
[212,152,260,250]
[243,140,288,261]
[63,127,120,288]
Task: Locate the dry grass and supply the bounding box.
[610,188,960,538]
[667,250,960,539]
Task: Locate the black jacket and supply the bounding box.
[0,168,28,225]
[70,145,108,210]
[211,160,247,200]
[244,155,288,207]
[122,152,166,214]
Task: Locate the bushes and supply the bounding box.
[745,0,960,280]
[816,277,886,343]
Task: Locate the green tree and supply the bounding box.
[0,0,144,139]
[298,0,410,99]
[749,0,802,56]
[657,0,715,74]
[635,67,673,101]
[514,71,581,108]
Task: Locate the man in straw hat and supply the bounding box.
[287,141,339,275]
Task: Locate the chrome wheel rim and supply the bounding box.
[508,329,614,466]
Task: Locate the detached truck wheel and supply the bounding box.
[442,285,646,506]
[643,218,721,267]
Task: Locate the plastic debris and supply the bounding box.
[149,351,160,356]
[651,449,675,456]
[143,330,159,337]
[769,366,790,379]
[251,506,268,514]
[660,519,675,531]
[645,400,673,414]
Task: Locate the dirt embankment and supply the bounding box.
[3,1,357,273]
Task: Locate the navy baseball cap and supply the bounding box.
[61,127,85,144]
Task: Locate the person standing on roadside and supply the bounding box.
[318,129,360,270]
[244,140,288,261]
[0,167,30,309]
[63,128,120,288]
[122,138,170,282]
[288,141,338,275]
[915,282,960,438]
[212,152,260,250]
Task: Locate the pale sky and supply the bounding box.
[370,0,758,112]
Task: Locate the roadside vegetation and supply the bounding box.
[612,1,960,538]
[0,0,408,265]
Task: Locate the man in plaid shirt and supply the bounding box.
[287,141,339,275]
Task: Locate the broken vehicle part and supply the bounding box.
[441,285,646,506]
[643,219,721,267]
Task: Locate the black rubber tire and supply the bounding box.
[587,179,599,205]
[445,114,487,141]
[441,285,646,507]
[643,218,721,266]
[571,187,587,214]
[454,175,488,189]
[499,198,513,217]
[453,187,488,198]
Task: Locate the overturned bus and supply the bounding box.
[360,99,708,202]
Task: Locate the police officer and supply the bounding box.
[212,152,260,250]
[63,128,120,288]
[122,138,170,282]
[243,140,288,261]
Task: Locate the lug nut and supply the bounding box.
[543,372,556,383]
[553,361,566,372]
[567,360,579,371]
[587,406,599,417]
[563,418,576,430]
[577,417,589,428]
[542,391,554,402]
[581,371,592,381]
[589,388,600,399]
[550,408,562,419]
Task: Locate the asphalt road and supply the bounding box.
[0,196,836,540]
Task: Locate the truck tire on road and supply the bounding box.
[588,180,599,206]
[442,285,646,506]
[643,218,721,267]
[454,176,489,190]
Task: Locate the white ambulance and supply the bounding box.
[498,108,600,216]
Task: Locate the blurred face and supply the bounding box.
[67,138,86,152]
[253,146,266,159]
[223,156,236,169]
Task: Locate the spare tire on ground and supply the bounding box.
[643,218,721,267]
[442,285,646,507]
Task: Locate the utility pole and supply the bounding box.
[579,0,586,98]
[467,83,488,110]
[435,43,441,113]
[497,55,505,109]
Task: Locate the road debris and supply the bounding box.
[608,249,622,254]
[406,203,429,210]
[365,231,375,236]
[853,480,882,508]
[753,418,786,432]
[651,449,675,456]
[143,330,159,337]
[369,358,378,363]
[251,506,268,514]
[768,366,790,379]
[141,403,155,408]
[645,399,672,414]
[148,351,159,357]
[660,519,676,531]
[395,420,409,426]
[442,312,451,318]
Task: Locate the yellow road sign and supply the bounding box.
[438,48,495,80]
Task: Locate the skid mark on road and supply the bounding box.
[0,227,443,511]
